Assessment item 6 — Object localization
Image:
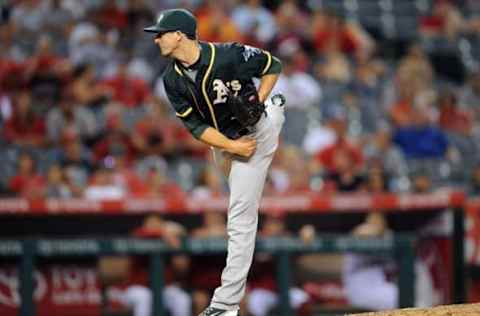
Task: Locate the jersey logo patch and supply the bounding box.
[213,79,242,105]
[242,45,261,62]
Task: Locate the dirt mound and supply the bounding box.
[348,303,480,316]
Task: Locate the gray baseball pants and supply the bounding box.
[210,100,285,311]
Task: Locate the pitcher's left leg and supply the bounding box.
[211,116,282,311]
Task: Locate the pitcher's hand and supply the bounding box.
[226,137,256,158]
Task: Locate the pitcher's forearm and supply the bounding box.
[198,127,234,151]
[258,73,280,103]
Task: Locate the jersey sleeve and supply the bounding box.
[233,43,282,79]
[163,77,209,139]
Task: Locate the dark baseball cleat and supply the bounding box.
[199,306,240,316]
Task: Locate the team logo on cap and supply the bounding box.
[157,14,164,24]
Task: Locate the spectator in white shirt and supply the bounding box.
[84,166,125,200]
[270,53,322,144]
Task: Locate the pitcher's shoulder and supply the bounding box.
[162,62,184,89]
[211,41,247,54]
[162,61,178,80]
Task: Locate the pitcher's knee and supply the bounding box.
[229,199,258,224]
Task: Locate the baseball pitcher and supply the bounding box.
[145,8,285,316]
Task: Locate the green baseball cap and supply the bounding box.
[144,9,197,38]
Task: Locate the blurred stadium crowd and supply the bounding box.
[2,1,480,315]
[1,0,480,200]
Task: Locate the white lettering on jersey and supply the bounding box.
[229,80,242,95]
[213,79,229,104]
[213,79,243,104]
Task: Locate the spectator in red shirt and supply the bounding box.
[101,61,151,108]
[314,109,363,174]
[3,89,47,147]
[311,10,374,58]
[0,60,28,105]
[93,114,136,164]
[172,125,210,160]
[272,1,310,54]
[324,148,366,192]
[141,168,185,201]
[93,0,128,30]
[131,102,208,159]
[389,74,417,128]
[438,90,473,135]
[25,35,70,107]
[131,102,179,158]
[24,35,69,80]
[8,152,45,198]
[419,0,466,41]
